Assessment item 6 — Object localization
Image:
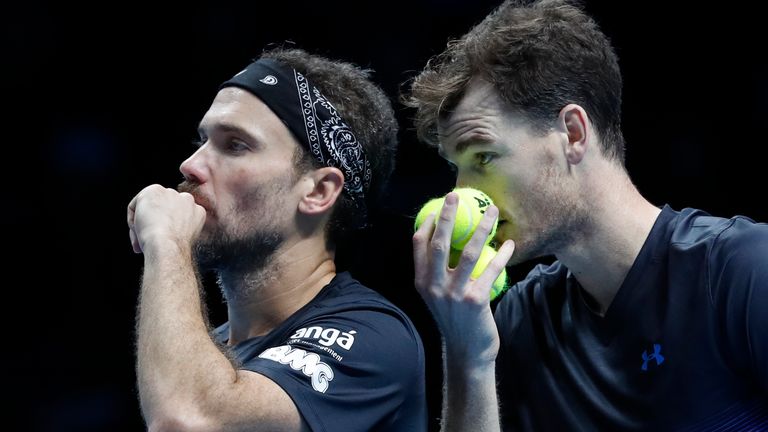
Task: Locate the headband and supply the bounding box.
[220,58,371,228]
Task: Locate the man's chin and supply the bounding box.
[192,244,219,271]
[191,230,284,275]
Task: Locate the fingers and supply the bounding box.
[127,194,137,226]
[412,192,458,297]
[178,191,207,224]
[429,192,458,272]
[453,205,499,283]
[129,227,142,254]
[127,192,140,253]
[126,184,174,254]
[412,194,514,304]
[410,193,507,358]
[413,212,436,276]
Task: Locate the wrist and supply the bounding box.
[443,340,498,370]
[443,351,497,392]
[142,237,193,261]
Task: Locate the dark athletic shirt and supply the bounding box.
[214,271,427,432]
[495,206,768,431]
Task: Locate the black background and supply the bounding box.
[5,1,767,430]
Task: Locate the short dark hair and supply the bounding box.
[261,47,399,246]
[405,0,625,163]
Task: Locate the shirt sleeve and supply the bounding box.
[238,306,425,432]
[709,217,768,393]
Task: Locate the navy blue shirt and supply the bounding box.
[213,272,427,432]
[495,206,768,431]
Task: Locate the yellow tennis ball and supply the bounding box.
[414,197,444,232]
[413,187,498,250]
[452,188,496,250]
[449,245,508,301]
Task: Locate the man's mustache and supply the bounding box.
[178,181,213,211]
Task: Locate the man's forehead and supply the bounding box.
[438,81,502,126]
[454,78,498,111]
[437,84,503,146]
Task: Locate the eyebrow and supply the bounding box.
[197,121,260,144]
[446,135,493,158]
[198,121,242,136]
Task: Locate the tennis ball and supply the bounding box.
[449,245,508,301]
[413,187,497,250]
[413,197,444,233]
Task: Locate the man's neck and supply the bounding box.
[557,169,661,316]
[222,237,337,344]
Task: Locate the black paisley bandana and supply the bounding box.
[220,58,371,228]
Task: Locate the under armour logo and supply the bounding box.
[259,75,278,85]
[641,344,665,371]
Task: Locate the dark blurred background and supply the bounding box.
[5,1,766,430]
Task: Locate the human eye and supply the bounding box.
[226,139,249,153]
[475,152,496,167]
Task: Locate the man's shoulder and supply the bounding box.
[666,207,767,264]
[310,271,423,344]
[317,271,406,313]
[670,206,764,246]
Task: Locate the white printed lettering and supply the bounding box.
[288,326,357,351]
[337,330,356,350]
[258,346,335,393]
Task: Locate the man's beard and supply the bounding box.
[193,227,284,276]
[178,173,297,302]
[194,228,284,304]
[511,165,591,264]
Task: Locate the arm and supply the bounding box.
[441,344,501,432]
[128,185,307,432]
[412,192,515,432]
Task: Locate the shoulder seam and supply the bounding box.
[706,217,739,308]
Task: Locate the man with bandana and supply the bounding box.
[127,48,427,431]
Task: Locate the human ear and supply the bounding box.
[558,104,589,164]
[297,167,344,215]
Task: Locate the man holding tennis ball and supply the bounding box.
[406,1,768,431]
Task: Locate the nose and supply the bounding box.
[179,145,209,184]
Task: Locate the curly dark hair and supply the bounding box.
[260,47,399,247]
[405,0,625,163]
